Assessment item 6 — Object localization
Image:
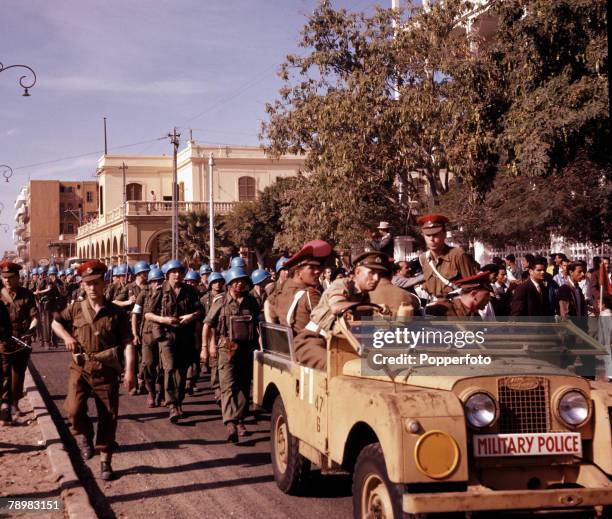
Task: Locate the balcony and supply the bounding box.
[77,201,236,237]
[15,222,26,234]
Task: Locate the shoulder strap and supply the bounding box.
[286,290,306,326]
[1,287,15,307]
[425,251,458,291]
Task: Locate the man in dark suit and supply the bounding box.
[557,262,587,318]
[511,257,554,317]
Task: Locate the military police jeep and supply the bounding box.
[253,311,612,518]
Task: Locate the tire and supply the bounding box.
[270,395,311,494]
[352,443,404,519]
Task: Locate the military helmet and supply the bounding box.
[115,264,129,276]
[250,268,270,285]
[230,256,246,268]
[225,267,251,286]
[275,256,289,273]
[47,266,59,275]
[39,266,48,274]
[148,267,164,282]
[199,263,212,275]
[184,270,201,282]
[164,259,185,276]
[133,261,150,275]
[65,267,74,276]
[208,272,225,285]
[32,267,39,275]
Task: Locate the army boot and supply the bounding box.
[75,435,94,460]
[0,403,11,425]
[100,452,114,481]
[168,405,180,424]
[226,422,238,443]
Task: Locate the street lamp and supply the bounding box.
[0,62,37,96]
[0,165,13,183]
[0,224,9,233]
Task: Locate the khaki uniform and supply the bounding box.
[36,278,61,348]
[135,287,165,398]
[270,278,321,336]
[0,303,13,410]
[0,287,37,406]
[147,282,202,408]
[419,245,477,299]
[425,298,475,317]
[55,300,132,453]
[205,292,259,425]
[201,291,224,402]
[369,278,421,316]
[293,278,370,370]
[105,281,126,303]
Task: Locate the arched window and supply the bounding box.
[126,183,143,201]
[238,176,256,201]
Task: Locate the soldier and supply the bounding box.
[64,268,81,305]
[0,301,12,425]
[198,264,212,297]
[425,272,493,317]
[34,265,62,349]
[369,265,421,316]
[184,270,203,395]
[269,240,332,336]
[28,267,39,292]
[250,268,272,309]
[133,267,164,407]
[0,262,38,420]
[204,267,260,442]
[293,251,391,370]
[201,272,225,405]
[263,256,289,323]
[105,264,129,303]
[417,214,477,301]
[144,259,202,423]
[51,261,136,480]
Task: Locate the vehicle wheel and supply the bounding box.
[352,443,404,519]
[270,395,310,494]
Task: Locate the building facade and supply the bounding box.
[14,180,98,268]
[75,141,304,266]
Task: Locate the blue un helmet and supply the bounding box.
[115,264,129,276]
[65,267,74,276]
[147,267,164,282]
[251,268,270,286]
[39,266,48,274]
[275,256,289,273]
[199,263,212,275]
[225,267,250,286]
[230,256,246,269]
[207,272,225,286]
[164,259,185,276]
[184,270,201,283]
[47,266,59,275]
[133,261,150,276]
[31,267,39,275]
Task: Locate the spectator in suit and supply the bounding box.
[557,262,587,318]
[511,257,554,317]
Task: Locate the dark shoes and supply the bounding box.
[0,405,11,425]
[226,422,238,443]
[237,423,249,438]
[76,436,94,460]
[147,393,156,408]
[11,404,22,418]
[100,461,114,481]
[169,406,180,424]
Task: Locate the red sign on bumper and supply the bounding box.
[473,432,582,457]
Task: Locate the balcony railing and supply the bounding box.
[77,201,236,237]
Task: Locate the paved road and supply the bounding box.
[29,343,353,519]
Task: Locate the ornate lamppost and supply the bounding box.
[1,165,13,183]
[0,62,37,96]
[0,224,9,233]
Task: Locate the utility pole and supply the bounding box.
[168,128,180,259]
[119,162,128,264]
[208,153,215,270]
[103,117,108,155]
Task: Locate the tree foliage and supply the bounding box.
[261,0,609,247]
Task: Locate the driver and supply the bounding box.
[293,251,391,370]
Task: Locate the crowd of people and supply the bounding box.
[0,212,610,481]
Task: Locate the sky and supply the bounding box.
[0,0,382,255]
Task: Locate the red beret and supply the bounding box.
[417,214,449,235]
[0,261,22,277]
[285,240,332,269]
[455,271,493,292]
[77,260,107,281]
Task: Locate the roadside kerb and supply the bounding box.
[24,367,98,519]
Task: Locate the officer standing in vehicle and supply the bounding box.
[293,251,391,370]
[51,261,136,481]
[425,272,493,317]
[201,271,225,405]
[144,260,202,423]
[0,262,38,420]
[269,240,332,336]
[417,214,477,300]
[204,267,260,442]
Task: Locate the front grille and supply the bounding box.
[498,377,550,433]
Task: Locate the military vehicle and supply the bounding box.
[253,308,612,518]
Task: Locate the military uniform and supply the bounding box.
[0,296,13,423]
[146,280,202,412]
[0,278,37,413]
[55,295,132,454]
[105,281,126,302]
[425,271,493,318]
[425,298,474,317]
[369,277,421,316]
[272,278,321,335]
[201,290,224,403]
[36,276,62,348]
[205,290,259,427]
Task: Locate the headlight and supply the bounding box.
[558,390,589,426]
[465,392,497,428]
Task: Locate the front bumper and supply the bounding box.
[403,485,612,514]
